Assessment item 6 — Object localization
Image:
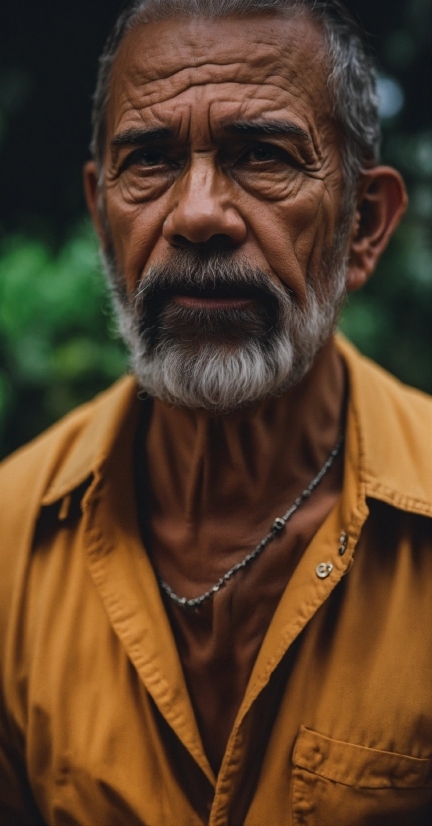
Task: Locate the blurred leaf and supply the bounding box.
[0,222,127,458]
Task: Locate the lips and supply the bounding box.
[168,281,265,308]
[173,294,255,310]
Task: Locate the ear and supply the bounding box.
[346,166,408,292]
[83,161,110,250]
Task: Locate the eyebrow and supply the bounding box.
[110,127,174,149]
[224,120,311,142]
[109,120,311,152]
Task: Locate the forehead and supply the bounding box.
[107,13,332,141]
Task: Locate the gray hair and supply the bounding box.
[90,0,380,207]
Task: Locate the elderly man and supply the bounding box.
[0,0,431,824]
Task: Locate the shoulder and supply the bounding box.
[0,375,136,500]
[0,376,137,629]
[337,333,432,427]
[0,398,94,495]
[336,335,432,514]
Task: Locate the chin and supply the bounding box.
[130,334,300,412]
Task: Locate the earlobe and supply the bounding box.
[83,161,109,249]
[346,166,408,292]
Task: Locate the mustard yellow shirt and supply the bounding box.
[0,336,431,826]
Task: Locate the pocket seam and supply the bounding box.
[292,725,432,790]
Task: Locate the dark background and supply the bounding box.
[0,0,431,458]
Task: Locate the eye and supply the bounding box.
[134,148,166,167]
[237,143,300,171]
[247,144,279,163]
[119,147,172,175]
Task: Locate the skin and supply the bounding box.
[84,12,407,312]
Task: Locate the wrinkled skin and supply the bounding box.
[85,12,407,309]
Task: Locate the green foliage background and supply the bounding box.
[0,225,127,456]
[0,0,431,460]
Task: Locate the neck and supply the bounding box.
[139,336,346,589]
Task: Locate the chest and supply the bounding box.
[15,502,432,825]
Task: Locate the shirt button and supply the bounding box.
[316,562,333,579]
[339,531,348,555]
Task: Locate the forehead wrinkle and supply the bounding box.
[111,70,331,151]
[115,21,286,82]
[112,27,327,106]
[109,63,251,137]
[120,51,322,99]
[118,57,251,96]
[113,14,327,91]
[115,77,321,128]
[119,61,258,109]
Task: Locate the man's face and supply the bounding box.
[94,13,349,410]
[104,13,344,300]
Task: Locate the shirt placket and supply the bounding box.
[208,415,369,826]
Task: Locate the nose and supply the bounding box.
[162,156,247,249]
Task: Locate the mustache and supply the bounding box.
[133,250,292,309]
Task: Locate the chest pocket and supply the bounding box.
[291,726,432,826]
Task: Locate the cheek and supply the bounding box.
[244,181,335,303]
[296,182,345,280]
[105,190,168,293]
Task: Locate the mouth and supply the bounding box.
[137,271,285,348]
[169,284,261,311]
[173,294,255,310]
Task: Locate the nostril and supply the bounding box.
[206,235,237,253]
[171,234,193,248]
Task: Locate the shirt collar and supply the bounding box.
[41,375,140,507]
[41,338,432,518]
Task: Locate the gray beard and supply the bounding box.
[102,244,347,412]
